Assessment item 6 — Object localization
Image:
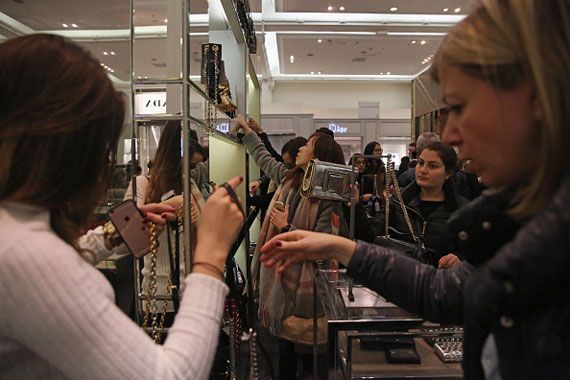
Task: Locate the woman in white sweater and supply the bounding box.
[0,34,244,379]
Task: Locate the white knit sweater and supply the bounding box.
[0,202,228,379]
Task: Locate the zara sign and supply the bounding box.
[134,92,167,115]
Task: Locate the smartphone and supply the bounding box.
[108,199,151,258]
[274,201,285,212]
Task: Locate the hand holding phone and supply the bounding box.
[108,199,151,258]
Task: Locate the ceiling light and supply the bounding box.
[443,8,449,12]
[164,18,168,23]
[411,40,416,44]
[390,7,398,12]
[71,23,78,28]
[327,5,334,11]
[387,32,447,36]
[103,51,108,55]
[317,38,322,43]
[420,40,426,45]
[339,6,345,11]
[311,71,315,74]
[380,72,384,75]
[100,63,104,66]
[110,51,116,56]
[387,72,391,75]
[317,71,322,74]
[62,23,68,28]
[454,7,461,13]
[290,55,295,63]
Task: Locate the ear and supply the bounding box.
[445,171,452,181]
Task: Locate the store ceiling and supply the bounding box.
[0,0,471,83]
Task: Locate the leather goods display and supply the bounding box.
[300,159,354,202]
[200,43,221,102]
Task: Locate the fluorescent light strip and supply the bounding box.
[263,12,465,25]
[387,32,447,36]
[275,31,376,35]
[265,32,281,77]
[273,74,414,81]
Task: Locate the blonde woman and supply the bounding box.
[260,1,570,379]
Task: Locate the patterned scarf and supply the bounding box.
[252,178,328,341]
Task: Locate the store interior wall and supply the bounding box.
[262,81,412,119]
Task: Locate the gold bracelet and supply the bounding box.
[102,221,122,248]
[193,261,225,280]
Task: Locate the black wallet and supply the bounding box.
[360,336,415,351]
[386,348,421,364]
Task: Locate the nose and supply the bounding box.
[442,117,461,146]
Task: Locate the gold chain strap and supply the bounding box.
[384,158,418,242]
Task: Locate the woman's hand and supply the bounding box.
[233,114,252,134]
[249,179,262,195]
[248,118,262,134]
[259,230,356,272]
[362,194,372,202]
[139,203,177,234]
[270,204,289,230]
[438,253,461,268]
[193,176,244,277]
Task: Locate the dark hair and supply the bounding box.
[421,142,458,174]
[288,133,345,190]
[363,141,383,168]
[315,127,334,138]
[0,34,125,252]
[190,140,206,159]
[281,136,308,162]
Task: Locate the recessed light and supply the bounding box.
[443,8,449,12]
[311,71,315,74]
[317,71,322,74]
[71,23,78,28]
[100,63,104,66]
[454,7,461,13]
[110,51,116,56]
[103,51,108,56]
[327,5,334,11]
[339,6,345,11]
[411,40,417,44]
[290,55,295,63]
[164,18,168,23]
[387,71,391,75]
[380,72,384,75]
[420,40,426,45]
[390,7,398,12]
[317,39,322,43]
[62,23,68,28]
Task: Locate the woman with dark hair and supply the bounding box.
[125,121,207,317]
[360,141,386,202]
[397,156,411,177]
[234,114,345,379]
[0,34,244,379]
[356,142,467,267]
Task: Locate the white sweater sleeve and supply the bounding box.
[1,230,228,380]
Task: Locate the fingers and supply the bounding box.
[438,254,460,268]
[260,230,306,253]
[139,203,177,215]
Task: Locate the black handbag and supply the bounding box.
[373,158,433,264]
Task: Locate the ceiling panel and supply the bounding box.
[280,34,441,76]
[276,0,472,14]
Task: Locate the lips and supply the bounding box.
[417,176,429,181]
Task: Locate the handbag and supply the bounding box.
[300,159,354,202]
[374,157,430,263]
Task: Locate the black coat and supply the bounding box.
[354,181,468,266]
[347,174,570,379]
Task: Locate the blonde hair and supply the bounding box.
[432,0,570,217]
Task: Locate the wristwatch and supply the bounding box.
[102,221,123,249]
[280,224,292,234]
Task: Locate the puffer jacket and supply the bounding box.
[355,181,468,266]
[347,172,570,379]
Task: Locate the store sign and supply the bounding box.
[134,92,167,115]
[328,123,348,134]
[216,122,230,133]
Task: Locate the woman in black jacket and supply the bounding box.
[357,142,467,268]
[258,1,570,379]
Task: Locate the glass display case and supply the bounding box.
[317,269,463,379]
